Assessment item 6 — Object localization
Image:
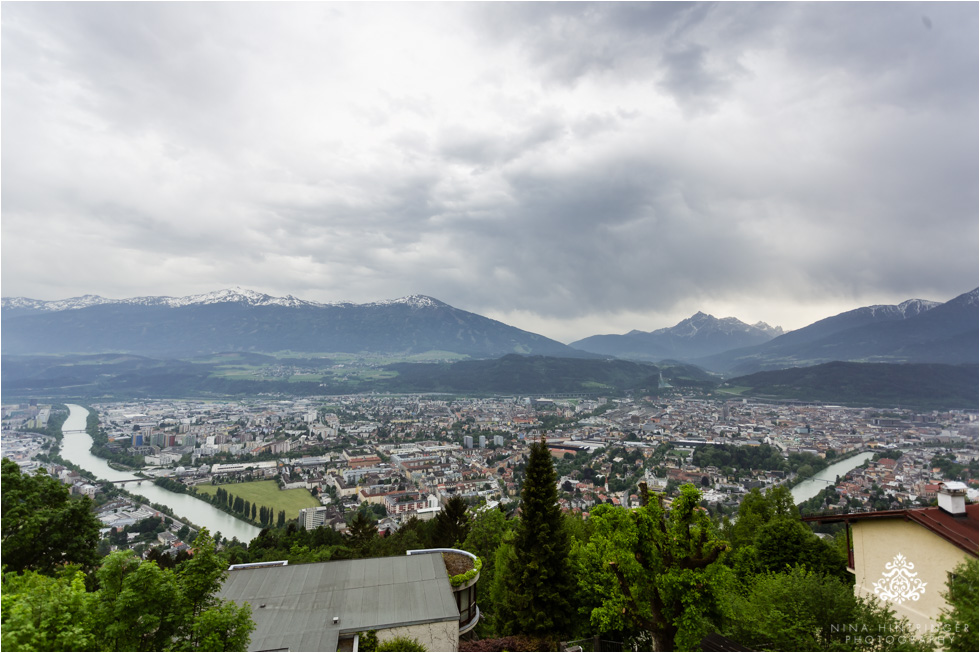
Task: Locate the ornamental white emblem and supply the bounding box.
[872,553,927,604]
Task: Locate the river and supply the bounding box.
[791,450,874,504]
[59,404,261,543]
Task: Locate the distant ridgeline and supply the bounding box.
[0,351,975,411]
[0,289,587,359]
[1,287,976,409]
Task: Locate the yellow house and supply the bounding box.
[805,482,978,639]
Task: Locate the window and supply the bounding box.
[455,583,475,624]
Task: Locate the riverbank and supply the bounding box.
[790,450,874,504]
[58,405,261,542]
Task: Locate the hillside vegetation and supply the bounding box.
[723,361,978,410]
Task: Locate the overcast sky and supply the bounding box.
[2,2,977,343]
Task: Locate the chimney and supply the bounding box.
[937,481,968,516]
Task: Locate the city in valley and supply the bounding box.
[4,393,976,556]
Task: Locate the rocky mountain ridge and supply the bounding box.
[571,312,783,361]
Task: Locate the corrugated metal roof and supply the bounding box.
[218,553,459,652]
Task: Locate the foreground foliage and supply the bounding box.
[938,557,979,652]
[722,566,932,651]
[1,458,102,575]
[577,483,731,651]
[1,530,254,652]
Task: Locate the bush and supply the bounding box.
[449,556,483,587]
[358,630,379,651]
[376,635,427,651]
[459,635,553,652]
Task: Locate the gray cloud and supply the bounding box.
[2,2,976,342]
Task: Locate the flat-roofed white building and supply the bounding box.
[218,553,463,651]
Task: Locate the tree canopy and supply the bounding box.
[1,458,102,575]
[721,566,931,651]
[1,529,254,652]
[577,483,731,652]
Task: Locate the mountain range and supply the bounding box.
[694,289,978,374]
[569,312,783,361]
[0,288,588,359]
[2,287,976,373]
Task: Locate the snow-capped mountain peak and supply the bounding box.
[166,288,319,308]
[752,321,784,337]
[896,298,940,317]
[0,294,117,312]
[369,295,444,309]
[1,289,455,314]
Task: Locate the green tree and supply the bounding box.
[726,486,798,549]
[576,483,731,651]
[1,458,101,575]
[175,530,228,625]
[0,568,96,651]
[722,566,931,651]
[2,528,254,652]
[93,550,183,651]
[496,436,576,641]
[433,495,471,548]
[938,557,978,652]
[461,507,512,636]
[725,486,847,583]
[346,511,378,554]
[751,517,848,581]
[98,529,253,651]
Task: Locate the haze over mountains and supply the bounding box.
[1,287,976,374]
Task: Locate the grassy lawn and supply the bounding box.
[193,480,320,516]
[287,373,325,382]
[716,385,751,395]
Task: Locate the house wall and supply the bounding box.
[376,619,459,652]
[851,519,973,632]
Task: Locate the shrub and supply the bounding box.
[449,556,483,587]
[459,635,553,652]
[376,635,427,651]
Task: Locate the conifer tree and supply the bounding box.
[347,511,378,554]
[433,495,470,548]
[497,435,575,641]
